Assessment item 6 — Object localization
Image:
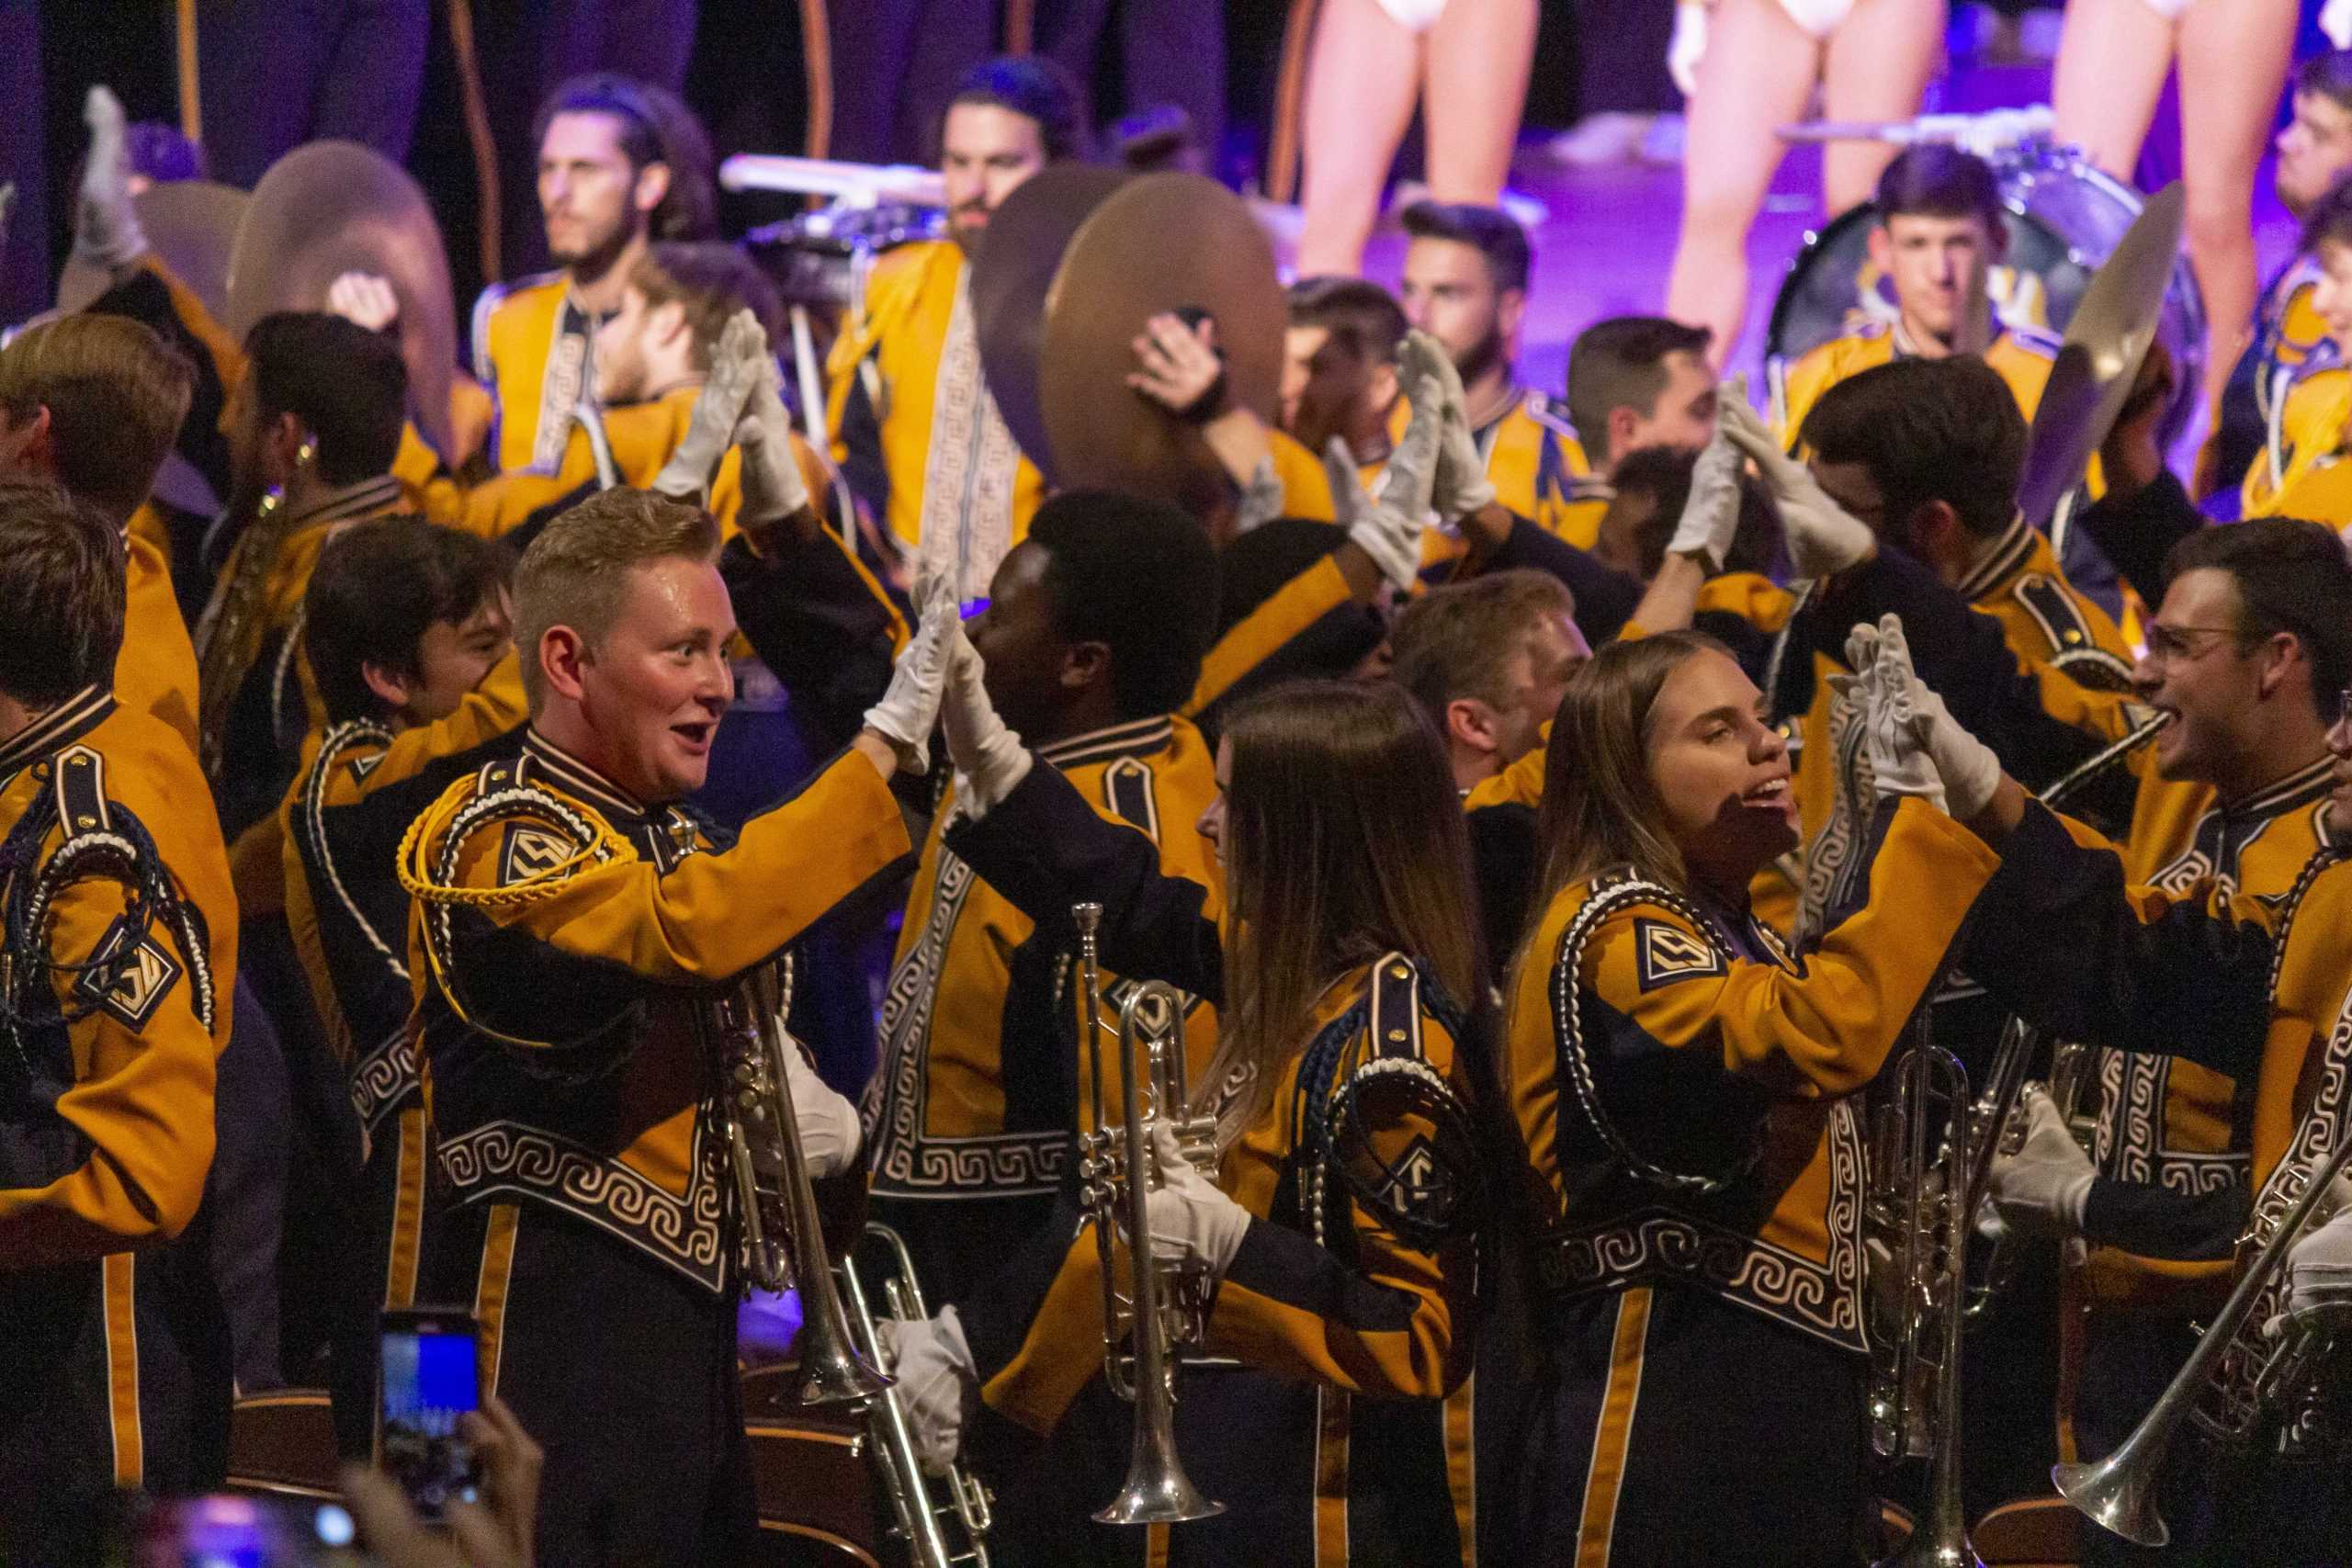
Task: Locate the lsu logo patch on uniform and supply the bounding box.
[498,822,576,886]
[76,915,182,1028]
[1634,917,1726,992]
[347,753,384,786]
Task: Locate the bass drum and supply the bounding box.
[1765,141,2205,437]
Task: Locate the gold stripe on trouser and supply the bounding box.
[103,1253,144,1488]
[385,1108,427,1308]
[1575,1286,1654,1568]
[1315,1386,1351,1567]
[1146,1523,1171,1567]
[472,1204,521,1399]
[1445,1373,1476,1563]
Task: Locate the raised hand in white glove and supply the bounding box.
[1323,437,1370,529]
[1844,619,1945,808]
[881,1307,979,1476]
[1665,391,1746,568]
[784,1032,861,1179]
[326,271,401,333]
[1987,1085,2095,1237]
[653,310,766,502]
[1137,1123,1250,1278]
[862,576,961,774]
[1668,1,1711,97]
[1869,614,2004,819]
[733,355,812,528]
[1398,330,1497,521]
[1350,376,1444,591]
[941,631,1032,818]
[1718,393,1876,579]
[73,87,147,272]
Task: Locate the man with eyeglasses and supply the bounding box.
[1987,515,2352,1565]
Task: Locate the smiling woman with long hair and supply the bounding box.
[1485,628,2016,1566]
[910,673,1490,1566]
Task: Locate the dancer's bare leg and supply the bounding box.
[1819,0,1950,217]
[1421,0,1539,201]
[1295,0,1426,276]
[1664,0,1823,359]
[2048,0,2176,181]
[2176,0,2299,413]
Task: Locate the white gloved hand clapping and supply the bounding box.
[1843,618,1945,808]
[1137,1123,1250,1279]
[653,310,766,503]
[1399,329,1497,522]
[862,576,961,775]
[72,87,147,272]
[1988,1085,2096,1238]
[941,629,1032,818]
[1350,376,1444,591]
[1718,394,1876,579]
[733,355,813,528]
[1664,385,1747,568]
[1867,614,2004,820]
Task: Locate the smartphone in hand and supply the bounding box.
[377,1308,483,1522]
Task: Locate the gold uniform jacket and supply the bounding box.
[0,691,232,1498]
[279,653,529,1307]
[471,272,604,475]
[401,731,910,1293]
[2244,366,2352,524]
[1503,799,2003,1353]
[122,523,203,761]
[824,241,1046,576]
[1771,322,2068,450]
[1383,387,1591,543]
[863,716,1222,1300]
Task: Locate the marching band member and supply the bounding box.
[1396,201,1589,531]
[1283,277,1412,479]
[2049,0,2301,422]
[277,518,521,1453]
[826,56,1086,601]
[1664,0,1946,359]
[1771,148,2068,446]
[1558,317,1718,550]
[2243,181,2352,525]
[396,488,957,1562]
[895,671,1487,1566]
[0,483,236,1565]
[472,73,717,475]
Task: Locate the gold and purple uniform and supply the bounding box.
[1384,386,1590,542]
[863,716,1225,1303]
[121,522,203,761]
[1771,321,2068,451]
[2244,366,2352,525]
[401,729,910,1558]
[825,240,1046,599]
[0,691,233,1558]
[470,272,605,476]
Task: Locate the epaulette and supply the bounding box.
[1366,952,1424,1062]
[2011,574,2124,681]
[1098,755,1159,840]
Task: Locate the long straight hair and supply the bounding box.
[1205,681,1487,1146]
[1526,631,1728,931]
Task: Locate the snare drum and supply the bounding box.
[1766,140,2205,440]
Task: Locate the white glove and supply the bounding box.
[784,1033,861,1179]
[1323,437,1370,529]
[1869,614,2004,820]
[1987,1085,2096,1237]
[1138,1123,1250,1278]
[2325,0,2352,50]
[326,271,401,333]
[653,310,765,502]
[1718,394,1876,579]
[1844,619,1945,808]
[883,1307,979,1477]
[72,87,146,271]
[2286,1200,2352,1319]
[1234,454,1285,536]
[1351,376,1444,592]
[1668,1,1711,97]
[1399,330,1496,521]
[940,630,1032,817]
[733,355,812,527]
[862,576,961,774]
[1665,389,1746,567]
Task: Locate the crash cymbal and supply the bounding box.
[1040,172,1285,502]
[2017,182,2184,529]
[56,179,249,321]
[227,141,458,459]
[969,164,1132,478]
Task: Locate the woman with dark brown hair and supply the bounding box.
[890,666,1490,1566]
[1487,626,2026,1565]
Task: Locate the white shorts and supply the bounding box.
[1779,0,1858,38]
[2139,0,2196,18]
[1371,0,1450,32]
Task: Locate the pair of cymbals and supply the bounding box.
[971,166,1286,502]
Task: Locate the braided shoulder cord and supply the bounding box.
[303,720,405,981]
[6,807,217,1043]
[2267,846,2344,1000]
[1551,874,1753,1197]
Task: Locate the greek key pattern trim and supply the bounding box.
[437,1118,725,1291]
[1534,1201,1864,1352]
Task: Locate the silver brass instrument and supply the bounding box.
[1072,902,1223,1525]
[2039,712,2173,810]
[694,955,891,1406]
[2053,1134,2352,1546]
[838,1223,995,1566]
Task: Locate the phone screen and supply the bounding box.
[123,1494,364,1565]
[379,1314,482,1519]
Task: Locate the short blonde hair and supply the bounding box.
[512,487,719,707]
[0,314,195,525]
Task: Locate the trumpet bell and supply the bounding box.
[2050,1454,2169,1550]
[1093,1457,1225,1527]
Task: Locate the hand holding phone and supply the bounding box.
[378,1310,483,1522]
[343,1396,543,1568]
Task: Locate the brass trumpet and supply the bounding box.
[1072,902,1223,1525]
[693,954,891,1406]
[839,1223,996,1567]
